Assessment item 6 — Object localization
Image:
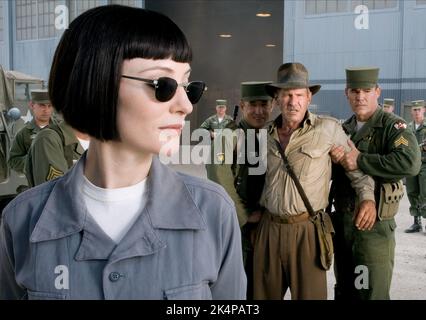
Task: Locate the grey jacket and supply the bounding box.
[0,154,246,300]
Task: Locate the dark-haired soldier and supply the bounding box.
[330,67,421,300]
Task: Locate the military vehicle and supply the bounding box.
[0,65,44,212]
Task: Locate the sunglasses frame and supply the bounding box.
[122,75,206,104]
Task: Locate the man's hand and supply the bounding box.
[340,140,360,171]
[354,200,376,231]
[247,210,262,223]
[210,131,216,139]
[330,145,346,164]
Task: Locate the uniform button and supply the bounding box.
[109,272,121,282]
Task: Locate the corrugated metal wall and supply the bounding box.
[1,0,144,80]
[284,0,426,120]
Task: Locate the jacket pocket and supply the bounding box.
[27,290,67,300]
[164,282,212,300]
[299,145,329,180]
[300,145,328,159]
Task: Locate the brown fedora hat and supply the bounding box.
[265,62,321,97]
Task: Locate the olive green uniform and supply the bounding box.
[208,119,265,299]
[330,107,421,300]
[200,114,235,179]
[7,119,47,174]
[405,119,426,218]
[25,121,84,187]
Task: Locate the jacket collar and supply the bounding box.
[30,153,206,244]
[270,111,315,134]
[343,106,384,143]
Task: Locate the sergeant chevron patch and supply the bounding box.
[46,165,64,181]
[394,136,409,147]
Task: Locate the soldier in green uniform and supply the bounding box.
[7,89,54,174]
[25,121,87,187]
[382,98,395,114]
[200,99,235,179]
[404,100,426,233]
[329,67,421,300]
[208,81,273,299]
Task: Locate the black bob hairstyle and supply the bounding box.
[49,5,192,141]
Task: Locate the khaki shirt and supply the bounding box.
[260,113,375,216]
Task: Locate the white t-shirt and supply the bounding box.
[82,175,147,243]
[78,138,90,151]
[218,117,224,123]
[356,121,366,131]
[415,123,420,130]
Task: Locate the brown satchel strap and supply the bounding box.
[274,139,316,217]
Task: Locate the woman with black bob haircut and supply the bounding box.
[0,5,246,300]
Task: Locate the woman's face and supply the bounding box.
[117,58,193,156]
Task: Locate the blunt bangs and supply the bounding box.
[49,5,192,141]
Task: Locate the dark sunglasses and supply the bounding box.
[122,75,206,104]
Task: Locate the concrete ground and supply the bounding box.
[168,162,426,300]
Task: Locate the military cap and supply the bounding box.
[241,81,273,101]
[383,98,394,107]
[216,99,227,107]
[411,100,425,109]
[345,67,379,89]
[31,89,50,104]
[266,62,321,97]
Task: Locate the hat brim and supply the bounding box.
[241,95,272,101]
[32,100,51,104]
[265,83,321,97]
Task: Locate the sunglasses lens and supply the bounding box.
[156,77,178,102]
[187,81,206,104]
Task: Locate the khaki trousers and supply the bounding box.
[253,211,327,300]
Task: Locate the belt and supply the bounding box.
[268,211,310,224]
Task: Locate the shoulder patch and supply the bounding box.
[316,114,340,124]
[394,122,407,130]
[46,165,64,181]
[394,135,409,148]
[216,152,225,163]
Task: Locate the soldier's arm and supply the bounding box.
[209,130,249,226]
[199,117,212,130]
[30,129,68,186]
[333,124,375,203]
[7,131,28,174]
[357,121,421,179]
[212,165,249,227]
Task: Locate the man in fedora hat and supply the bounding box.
[8,89,54,175]
[209,81,274,299]
[200,99,235,180]
[253,62,376,300]
[329,67,421,300]
[404,100,426,233]
[382,98,395,114]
